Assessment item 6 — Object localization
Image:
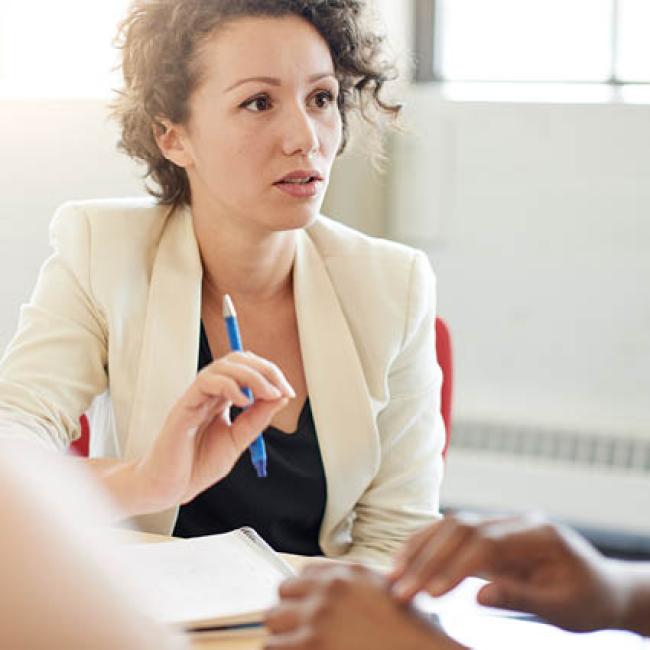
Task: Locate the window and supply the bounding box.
[0,0,130,98]
[616,0,650,82]
[416,0,650,85]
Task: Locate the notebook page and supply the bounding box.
[114,530,294,629]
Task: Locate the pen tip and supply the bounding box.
[223,293,236,318]
[253,460,267,478]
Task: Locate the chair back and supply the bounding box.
[70,413,90,457]
[435,317,453,458]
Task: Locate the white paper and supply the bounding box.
[113,530,293,628]
[416,577,648,650]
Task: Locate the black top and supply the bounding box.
[173,322,326,556]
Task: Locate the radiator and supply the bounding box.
[441,419,650,536]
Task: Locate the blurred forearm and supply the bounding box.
[82,458,149,519]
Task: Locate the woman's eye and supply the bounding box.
[242,95,272,112]
[311,90,336,108]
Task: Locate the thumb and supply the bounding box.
[230,398,289,449]
[478,579,539,616]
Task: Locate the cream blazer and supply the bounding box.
[0,198,445,565]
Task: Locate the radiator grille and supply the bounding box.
[450,420,650,475]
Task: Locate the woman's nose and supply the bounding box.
[280,105,319,159]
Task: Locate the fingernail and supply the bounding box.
[480,593,496,606]
[427,578,447,596]
[478,587,499,607]
[271,397,287,411]
[393,578,414,600]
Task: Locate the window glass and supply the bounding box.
[436,0,613,82]
[616,0,650,82]
[1,1,129,97]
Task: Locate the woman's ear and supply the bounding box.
[153,118,193,168]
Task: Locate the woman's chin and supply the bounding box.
[263,205,321,232]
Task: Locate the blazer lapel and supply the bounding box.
[125,204,202,533]
[294,230,379,546]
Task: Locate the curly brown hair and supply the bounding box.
[111,0,401,205]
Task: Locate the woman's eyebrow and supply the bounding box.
[224,72,336,93]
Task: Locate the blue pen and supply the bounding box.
[222,294,268,478]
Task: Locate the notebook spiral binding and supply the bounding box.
[237,527,296,577]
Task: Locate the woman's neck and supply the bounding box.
[192,205,297,305]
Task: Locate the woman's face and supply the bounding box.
[169,15,342,234]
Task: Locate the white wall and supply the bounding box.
[0,100,145,345]
[389,89,650,439]
[320,0,411,237]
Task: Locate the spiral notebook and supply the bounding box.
[116,527,295,632]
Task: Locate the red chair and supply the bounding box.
[70,413,90,457]
[72,321,453,459]
[435,317,453,459]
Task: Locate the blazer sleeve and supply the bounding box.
[340,251,445,565]
[0,204,108,450]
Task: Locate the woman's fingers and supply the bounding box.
[184,374,250,411]
[169,351,295,433]
[216,351,296,398]
[198,362,282,403]
[229,398,289,450]
[178,362,286,414]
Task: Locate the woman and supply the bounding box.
[0,0,444,564]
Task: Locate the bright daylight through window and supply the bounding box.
[0,0,130,98]
[432,0,650,84]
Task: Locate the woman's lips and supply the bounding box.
[273,178,323,198]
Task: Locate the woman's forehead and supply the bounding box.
[197,14,335,89]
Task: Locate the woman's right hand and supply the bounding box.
[126,350,294,515]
